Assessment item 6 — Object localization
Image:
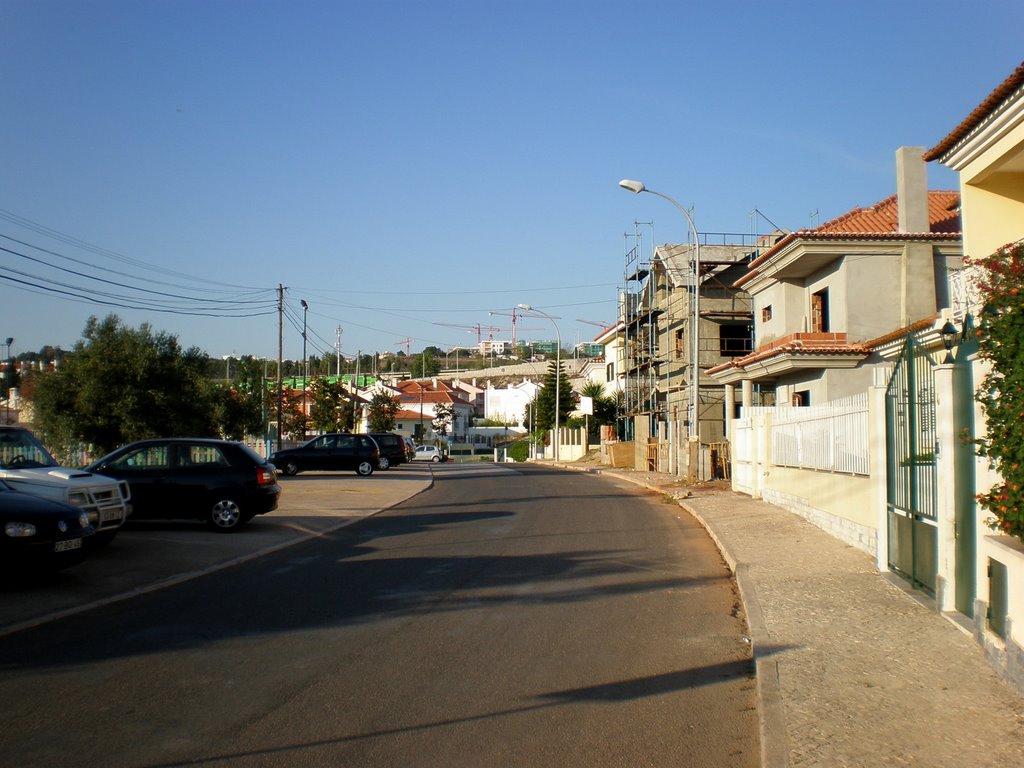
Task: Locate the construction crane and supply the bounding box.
[577,318,611,329]
[394,337,412,355]
[433,322,503,344]
[488,308,525,347]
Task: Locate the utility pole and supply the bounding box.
[353,351,361,431]
[335,325,342,378]
[277,284,284,452]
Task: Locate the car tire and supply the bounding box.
[431,455,441,463]
[356,460,374,476]
[282,460,300,476]
[378,456,391,470]
[208,498,245,531]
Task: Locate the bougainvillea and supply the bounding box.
[971,239,1024,542]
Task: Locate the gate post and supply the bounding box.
[935,362,958,613]
[871,371,889,572]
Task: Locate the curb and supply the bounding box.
[594,467,788,768]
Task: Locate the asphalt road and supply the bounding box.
[0,463,759,767]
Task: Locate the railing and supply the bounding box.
[769,393,870,475]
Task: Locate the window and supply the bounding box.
[811,289,829,333]
[719,323,752,357]
[674,329,685,359]
[112,445,170,471]
[792,390,811,407]
[761,305,773,322]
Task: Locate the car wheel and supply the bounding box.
[208,498,245,531]
[378,455,391,470]
[282,460,300,476]
[431,455,441,463]
[356,460,374,476]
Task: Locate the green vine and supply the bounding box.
[971,239,1024,542]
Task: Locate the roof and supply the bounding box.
[737,190,961,287]
[924,61,1024,161]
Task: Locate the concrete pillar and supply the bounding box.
[741,379,753,410]
[724,384,735,444]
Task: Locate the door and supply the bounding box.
[885,335,938,594]
[102,443,174,518]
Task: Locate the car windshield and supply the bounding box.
[0,430,60,469]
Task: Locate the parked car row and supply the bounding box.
[268,432,439,475]
[1,426,442,573]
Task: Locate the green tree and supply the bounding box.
[368,391,400,432]
[31,315,216,455]
[307,376,348,433]
[533,361,575,432]
[579,381,618,439]
[431,402,454,441]
[410,351,441,378]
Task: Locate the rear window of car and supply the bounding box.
[176,444,229,467]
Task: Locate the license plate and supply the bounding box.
[100,508,123,523]
[54,538,82,553]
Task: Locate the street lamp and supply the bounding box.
[300,299,309,440]
[518,304,560,461]
[2,337,12,425]
[618,179,702,439]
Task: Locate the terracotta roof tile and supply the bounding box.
[924,61,1024,161]
[707,332,869,375]
[739,190,961,283]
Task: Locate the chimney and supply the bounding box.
[895,146,937,324]
[896,146,928,233]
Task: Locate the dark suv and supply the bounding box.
[269,433,379,476]
[365,433,408,470]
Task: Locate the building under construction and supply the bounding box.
[619,226,781,476]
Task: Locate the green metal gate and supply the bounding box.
[885,335,939,593]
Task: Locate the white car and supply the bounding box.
[413,445,445,463]
[0,426,131,545]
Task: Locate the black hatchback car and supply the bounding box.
[365,433,407,470]
[86,438,281,532]
[269,433,379,476]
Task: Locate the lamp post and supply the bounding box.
[2,337,12,425]
[300,299,309,441]
[518,304,560,461]
[619,179,702,439]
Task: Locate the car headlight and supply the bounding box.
[78,512,91,529]
[5,522,37,538]
[67,491,90,507]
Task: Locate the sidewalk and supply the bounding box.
[596,467,1024,768]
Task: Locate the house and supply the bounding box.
[709,147,962,412]
[393,379,474,442]
[618,234,759,474]
[483,379,540,425]
[924,61,1024,692]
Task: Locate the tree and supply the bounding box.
[533,361,575,432]
[579,381,617,439]
[368,391,400,432]
[431,402,454,441]
[307,376,349,433]
[31,315,217,454]
[410,351,441,378]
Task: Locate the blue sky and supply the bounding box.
[2,0,1021,364]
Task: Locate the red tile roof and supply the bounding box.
[815,191,960,235]
[737,190,961,286]
[707,333,868,375]
[924,61,1024,161]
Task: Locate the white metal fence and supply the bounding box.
[735,392,870,479]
